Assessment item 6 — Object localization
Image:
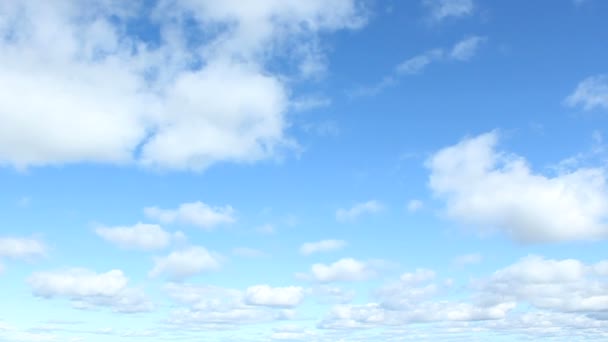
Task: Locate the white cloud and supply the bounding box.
[477,255,608,313]
[232,247,267,258]
[427,131,608,242]
[245,285,304,308]
[28,268,152,313]
[95,223,178,250]
[566,74,608,110]
[164,283,296,328]
[450,36,486,61]
[453,253,483,267]
[354,36,484,98]
[423,0,474,22]
[0,0,365,170]
[306,258,376,282]
[406,199,424,212]
[336,200,383,222]
[396,49,443,74]
[149,246,221,280]
[0,237,45,259]
[300,240,347,255]
[144,201,236,230]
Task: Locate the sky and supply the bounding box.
[1,0,608,341]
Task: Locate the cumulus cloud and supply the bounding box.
[477,255,608,313]
[144,201,236,230]
[300,240,347,255]
[303,258,377,282]
[0,237,45,259]
[164,283,300,328]
[149,246,221,280]
[427,131,608,242]
[565,74,608,111]
[336,201,382,222]
[423,0,475,22]
[28,268,152,313]
[95,223,180,250]
[0,0,365,170]
[245,285,304,308]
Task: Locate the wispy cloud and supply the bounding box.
[336,200,383,222]
[351,36,486,97]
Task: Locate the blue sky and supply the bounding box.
[1,0,608,341]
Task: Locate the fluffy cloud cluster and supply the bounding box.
[427,131,608,242]
[477,255,608,313]
[28,268,152,313]
[164,283,302,328]
[149,246,221,280]
[0,0,365,170]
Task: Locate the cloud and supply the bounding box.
[423,0,474,22]
[28,268,152,313]
[144,201,236,230]
[245,285,304,308]
[300,240,347,255]
[0,237,45,259]
[232,247,267,258]
[0,0,365,170]
[149,246,221,280]
[406,200,424,213]
[95,223,179,250]
[477,255,608,313]
[450,36,486,61]
[353,36,485,97]
[396,49,443,74]
[304,258,377,283]
[565,74,608,110]
[336,201,382,222]
[453,253,483,267]
[164,283,298,328]
[427,131,608,242]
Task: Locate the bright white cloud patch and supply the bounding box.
[245,285,304,308]
[164,283,297,327]
[336,201,382,222]
[307,258,376,282]
[423,0,474,22]
[0,237,45,259]
[427,131,608,242]
[95,223,177,250]
[566,74,608,110]
[300,240,347,255]
[478,255,608,313]
[28,268,151,313]
[144,201,236,230]
[0,0,365,170]
[150,246,221,280]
